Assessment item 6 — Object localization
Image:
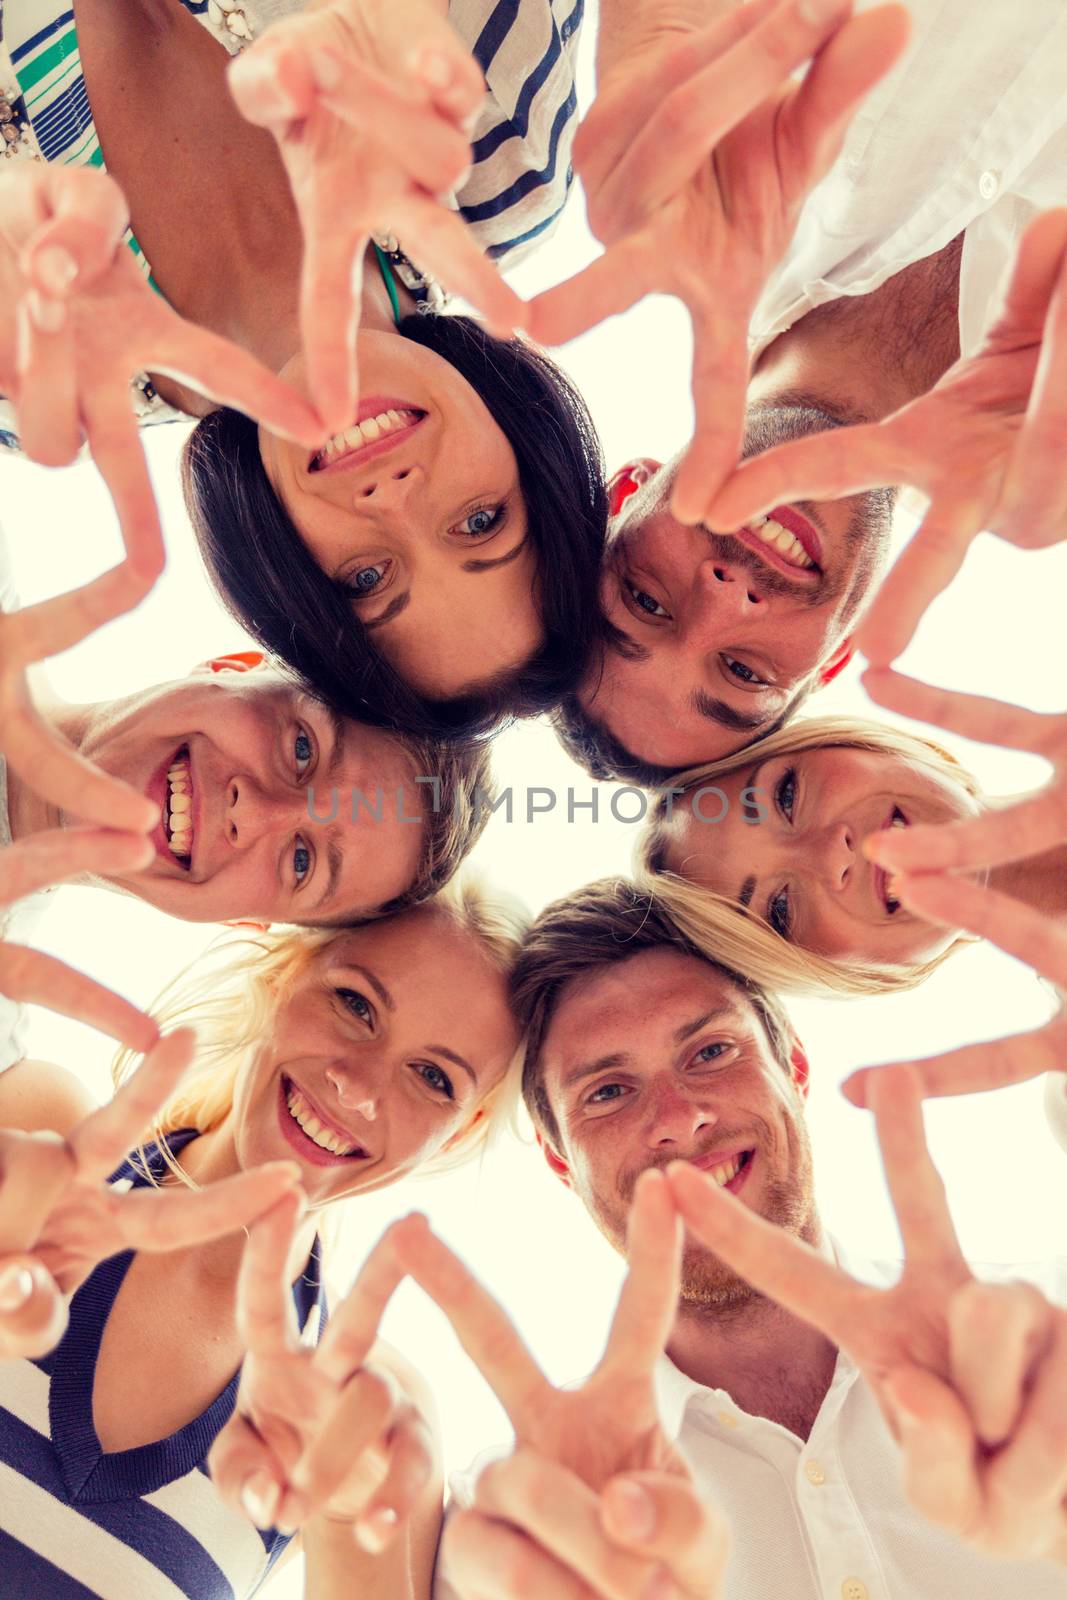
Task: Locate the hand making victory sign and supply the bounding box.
[210,1193,437,1563]
[228,0,527,433]
[0,1030,300,1361]
[707,207,1067,664]
[1,164,322,579]
[397,1170,731,1600]
[530,0,911,522]
[666,1066,1067,1565]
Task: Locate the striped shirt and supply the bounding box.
[0,1130,328,1599]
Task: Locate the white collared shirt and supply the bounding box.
[751,0,1067,365]
[437,1247,1067,1600]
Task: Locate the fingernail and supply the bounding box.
[240,1471,280,1528]
[234,55,295,112]
[355,1506,399,1552]
[840,1072,868,1108]
[35,247,78,294]
[311,49,342,92]
[412,49,452,89]
[0,1264,34,1312]
[604,1479,656,1541]
[27,289,66,334]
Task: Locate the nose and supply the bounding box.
[351,464,420,508]
[686,556,764,636]
[226,776,301,848]
[324,1061,380,1122]
[814,821,854,892]
[645,1076,718,1150]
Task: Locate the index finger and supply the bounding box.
[393,1214,548,1428]
[860,668,1062,760]
[704,420,908,532]
[664,1159,858,1343]
[68,1028,196,1183]
[863,790,1066,877]
[670,293,752,523]
[313,1218,408,1384]
[854,492,985,666]
[0,827,153,909]
[844,1013,1067,1103]
[894,874,1067,988]
[236,1188,306,1358]
[82,384,165,585]
[599,1169,682,1376]
[0,941,159,1056]
[867,1064,965,1271]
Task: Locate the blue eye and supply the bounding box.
[455,504,506,537]
[346,564,386,595]
[767,888,791,939]
[294,728,312,774]
[775,767,797,820]
[589,1082,626,1104]
[694,1042,727,1063]
[418,1062,455,1099]
[293,841,311,882]
[336,987,372,1023]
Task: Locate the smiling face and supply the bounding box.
[658,745,979,966]
[230,909,519,1204]
[73,657,424,923]
[581,406,894,768]
[538,947,816,1307]
[258,332,541,698]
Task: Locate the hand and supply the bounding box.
[0,1030,301,1359]
[398,1171,730,1598]
[228,0,526,432]
[210,1195,433,1548]
[530,0,910,520]
[665,1065,1067,1564]
[0,163,323,577]
[706,207,1067,662]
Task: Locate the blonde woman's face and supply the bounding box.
[658,746,978,967]
[232,909,518,1203]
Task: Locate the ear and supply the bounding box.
[607,458,662,519]
[442,1106,487,1152]
[193,650,267,677]
[816,636,855,689]
[790,1039,811,1100]
[536,1128,572,1188]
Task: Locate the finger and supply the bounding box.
[144,307,324,449]
[354,1409,438,1554]
[1,561,154,672]
[296,181,365,438]
[387,194,526,339]
[893,875,1067,988]
[528,235,657,348]
[0,1255,68,1360]
[404,27,486,124]
[948,1281,1055,1449]
[475,1447,660,1600]
[393,1215,548,1429]
[670,293,751,523]
[68,1028,196,1183]
[311,49,471,193]
[81,384,166,585]
[664,1159,857,1344]
[442,1506,592,1600]
[989,1311,1067,1508]
[12,297,81,466]
[116,1163,303,1254]
[313,1221,407,1385]
[859,668,1061,759]
[236,1189,307,1358]
[704,421,909,532]
[600,1169,681,1376]
[0,697,156,835]
[0,1131,75,1252]
[601,1470,731,1596]
[845,1014,1067,1105]
[20,165,130,294]
[208,1408,286,1530]
[0,941,159,1056]
[855,495,986,666]
[882,1364,983,1540]
[290,1363,402,1510]
[0,826,153,909]
[866,1064,965,1270]
[863,794,1066,877]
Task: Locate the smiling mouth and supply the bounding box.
[309,404,426,472]
[876,807,909,912]
[711,504,823,584]
[279,1076,369,1164]
[693,1148,755,1193]
[163,746,194,870]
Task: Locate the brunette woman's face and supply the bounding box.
[259,332,541,698]
[232,909,519,1204]
[657,745,979,967]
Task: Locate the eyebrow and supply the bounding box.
[363,592,412,631]
[674,1007,736,1043]
[336,961,395,1011]
[690,691,783,733]
[462,536,528,574]
[310,836,344,914]
[739,876,756,909]
[562,1051,629,1090]
[425,1044,477,1086]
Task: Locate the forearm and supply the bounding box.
[594,0,740,81]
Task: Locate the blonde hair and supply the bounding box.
[112,877,529,1192]
[636,716,984,998]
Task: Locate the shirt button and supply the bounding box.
[804,1460,827,1486]
[717,1410,740,1429]
[842,1581,869,1600]
[978,169,999,200]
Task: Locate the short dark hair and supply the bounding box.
[182,316,607,741]
[510,877,796,1151]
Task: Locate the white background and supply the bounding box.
[4,28,1067,1593]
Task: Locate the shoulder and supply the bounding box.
[0,1058,98,1138]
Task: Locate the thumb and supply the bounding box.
[600,1470,730,1595]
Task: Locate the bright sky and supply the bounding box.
[4,18,1067,1592]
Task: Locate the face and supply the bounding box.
[581,405,894,768]
[540,947,816,1308]
[658,746,979,966]
[74,657,424,922]
[259,332,541,698]
[231,910,519,1204]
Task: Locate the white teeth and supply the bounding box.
[318,409,418,463]
[745,516,816,569]
[886,873,901,906]
[285,1086,358,1157]
[891,814,907,829]
[164,756,194,859]
[709,1157,741,1188]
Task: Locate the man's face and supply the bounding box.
[539,947,817,1308]
[581,405,894,770]
[73,659,424,923]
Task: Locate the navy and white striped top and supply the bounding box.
[0,1130,327,1600]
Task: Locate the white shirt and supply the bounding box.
[751,0,1067,364]
[437,1247,1067,1600]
